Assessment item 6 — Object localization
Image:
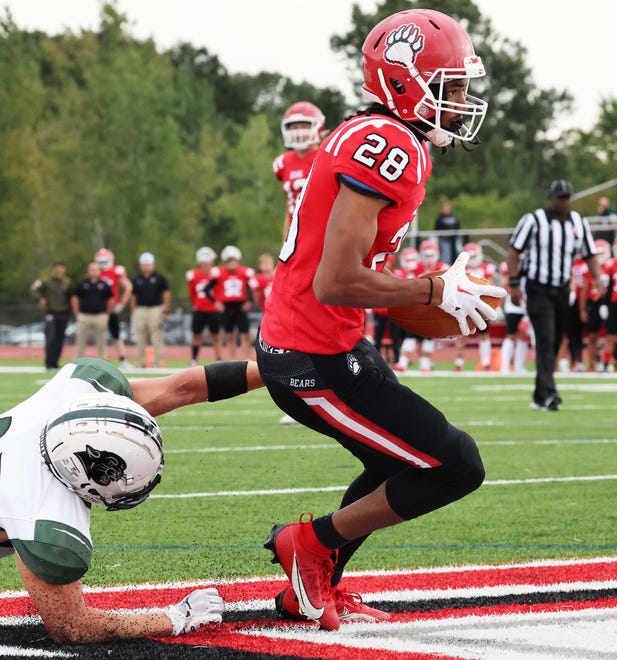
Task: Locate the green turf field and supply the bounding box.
[0,368,615,590]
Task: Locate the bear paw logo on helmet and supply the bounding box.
[384,23,424,68]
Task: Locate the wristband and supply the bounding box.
[205,361,248,402]
[425,277,434,305]
[509,277,521,288]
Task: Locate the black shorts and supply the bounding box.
[108,312,120,340]
[222,302,249,333]
[584,299,606,334]
[255,332,470,475]
[607,302,617,334]
[191,310,221,335]
[505,312,524,336]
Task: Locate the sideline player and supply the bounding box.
[95,248,133,368]
[392,247,424,371]
[186,246,223,364]
[499,259,532,374]
[454,243,496,371]
[274,101,325,240]
[0,357,262,643]
[257,9,504,630]
[217,246,255,360]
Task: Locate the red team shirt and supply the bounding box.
[216,266,256,303]
[262,114,432,354]
[250,273,274,311]
[607,258,617,303]
[467,261,496,282]
[581,259,613,302]
[186,266,221,313]
[99,265,126,305]
[273,149,319,225]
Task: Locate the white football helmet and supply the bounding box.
[463,242,483,268]
[221,245,242,262]
[40,393,164,511]
[281,101,325,150]
[420,239,440,267]
[196,246,217,264]
[94,248,114,271]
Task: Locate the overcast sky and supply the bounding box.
[2,0,615,133]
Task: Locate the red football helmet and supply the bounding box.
[420,239,439,264]
[281,102,325,150]
[94,248,114,270]
[463,242,483,268]
[361,9,487,147]
[594,239,611,264]
[400,247,419,268]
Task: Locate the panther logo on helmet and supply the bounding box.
[75,445,127,487]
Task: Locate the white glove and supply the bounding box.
[437,252,507,336]
[113,302,125,314]
[166,588,224,635]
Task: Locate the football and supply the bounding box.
[387,270,502,338]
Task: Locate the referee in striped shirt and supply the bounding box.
[507,180,604,411]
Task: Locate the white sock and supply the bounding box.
[479,337,492,367]
[419,356,432,372]
[501,337,514,373]
[514,339,528,372]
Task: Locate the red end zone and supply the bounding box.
[2,557,617,659]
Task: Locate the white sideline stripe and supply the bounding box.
[149,474,617,499]
[165,438,617,454]
[166,443,335,454]
[0,645,75,658]
[1,556,616,600]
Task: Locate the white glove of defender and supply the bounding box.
[166,588,224,635]
[437,252,507,336]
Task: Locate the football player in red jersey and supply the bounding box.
[602,240,617,371]
[273,101,325,239]
[453,243,497,371]
[94,248,133,369]
[257,9,504,630]
[579,239,612,370]
[250,253,275,313]
[417,239,450,372]
[392,247,424,371]
[186,247,223,365]
[216,245,255,360]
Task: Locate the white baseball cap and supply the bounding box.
[139,252,155,265]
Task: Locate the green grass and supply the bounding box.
[1,368,616,590]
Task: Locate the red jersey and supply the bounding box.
[100,265,127,304]
[422,260,449,275]
[607,258,617,303]
[250,273,274,311]
[216,265,256,303]
[467,261,496,282]
[261,113,432,354]
[571,258,588,299]
[582,260,612,302]
[273,149,319,224]
[186,266,221,312]
[393,261,425,281]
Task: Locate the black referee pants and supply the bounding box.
[525,281,570,404]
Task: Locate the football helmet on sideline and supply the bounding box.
[361,9,488,147]
[94,248,115,271]
[463,242,483,268]
[196,246,217,265]
[281,102,325,151]
[41,393,164,511]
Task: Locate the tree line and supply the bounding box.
[0,0,615,300]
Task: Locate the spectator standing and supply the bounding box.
[95,248,133,369]
[508,180,602,410]
[71,262,113,359]
[131,252,171,368]
[433,200,462,265]
[31,261,73,370]
[594,196,617,243]
[186,246,223,365]
[274,102,325,240]
[216,245,254,360]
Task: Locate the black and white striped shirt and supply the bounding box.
[509,208,596,288]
